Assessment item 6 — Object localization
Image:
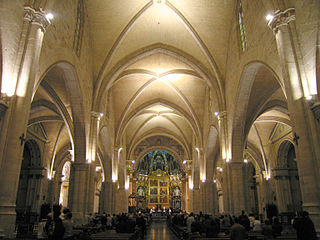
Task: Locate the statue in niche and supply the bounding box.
[151,152,165,171]
[173,187,180,197]
[137,186,145,197]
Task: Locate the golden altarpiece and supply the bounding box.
[131,150,185,211]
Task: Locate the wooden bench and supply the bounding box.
[90,231,134,240]
[167,220,188,239]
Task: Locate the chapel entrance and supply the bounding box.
[132,150,185,212]
[16,140,43,223]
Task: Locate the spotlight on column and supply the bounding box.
[46,13,54,20]
[244,159,248,164]
[213,180,217,184]
[183,160,187,164]
[214,112,219,116]
[226,158,230,163]
[266,14,273,21]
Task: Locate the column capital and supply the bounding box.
[310,102,320,122]
[268,8,295,34]
[72,162,89,171]
[218,111,227,120]
[229,161,245,168]
[91,111,103,119]
[0,99,8,119]
[272,168,290,178]
[24,6,51,32]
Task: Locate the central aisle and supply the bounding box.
[145,217,179,240]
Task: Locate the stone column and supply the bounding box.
[0,6,50,238]
[101,181,116,214]
[190,148,201,213]
[85,112,102,214]
[115,148,127,213]
[86,163,96,215]
[255,175,264,217]
[268,8,320,230]
[68,162,89,225]
[273,169,292,213]
[202,181,214,214]
[229,162,246,215]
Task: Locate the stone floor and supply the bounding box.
[145,218,179,240]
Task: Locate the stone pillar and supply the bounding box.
[86,163,96,215]
[229,162,246,215]
[268,8,320,230]
[68,162,89,225]
[190,148,201,213]
[273,169,292,213]
[0,6,50,238]
[85,112,103,214]
[115,148,127,213]
[101,181,116,214]
[202,181,214,214]
[255,175,264,217]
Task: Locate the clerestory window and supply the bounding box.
[238,0,247,52]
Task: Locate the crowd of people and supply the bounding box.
[37,205,151,240]
[36,205,317,240]
[168,210,317,240]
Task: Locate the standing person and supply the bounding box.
[186,213,195,233]
[293,211,317,240]
[63,212,74,240]
[100,213,107,231]
[261,220,273,240]
[37,218,47,239]
[106,214,112,229]
[271,217,282,238]
[45,205,65,240]
[136,213,146,239]
[253,216,262,232]
[230,218,247,240]
[204,215,218,238]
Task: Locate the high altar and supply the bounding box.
[132,150,185,211]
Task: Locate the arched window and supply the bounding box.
[238,0,247,52]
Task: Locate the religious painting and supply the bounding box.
[160,188,167,195]
[150,180,158,186]
[160,196,168,203]
[150,187,158,195]
[150,196,158,203]
[160,180,168,187]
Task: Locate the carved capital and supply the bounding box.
[218,111,227,118]
[268,8,295,34]
[0,95,9,119]
[310,102,320,122]
[91,111,103,119]
[24,6,51,32]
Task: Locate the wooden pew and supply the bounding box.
[90,230,134,240]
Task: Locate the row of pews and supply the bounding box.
[167,221,297,240]
[72,217,152,240]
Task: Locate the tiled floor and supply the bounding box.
[145,219,179,240]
